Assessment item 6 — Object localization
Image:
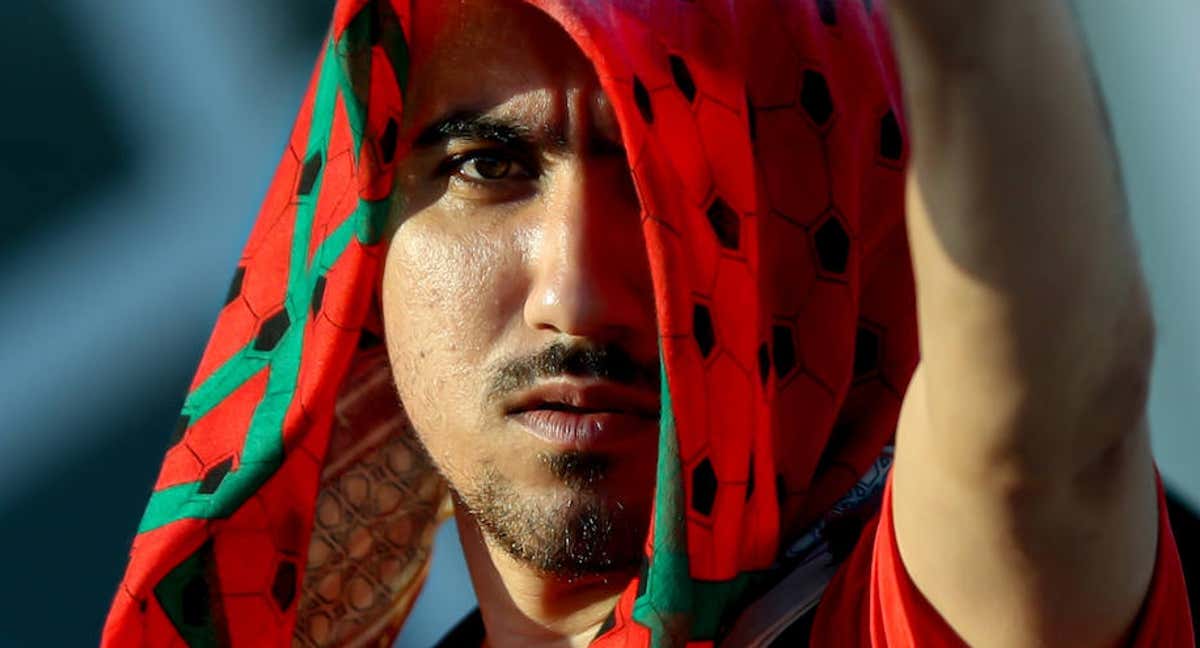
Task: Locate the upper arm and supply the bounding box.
[890,362,1160,647]
[882,2,1168,644]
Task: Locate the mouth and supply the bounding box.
[504,381,660,448]
[531,402,640,415]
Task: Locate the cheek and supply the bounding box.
[379,219,527,463]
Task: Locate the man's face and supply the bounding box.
[381,1,660,578]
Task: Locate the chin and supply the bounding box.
[457,459,651,579]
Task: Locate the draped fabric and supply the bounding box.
[102,1,922,645]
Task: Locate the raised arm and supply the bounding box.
[886,3,1160,646]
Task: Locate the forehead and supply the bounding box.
[405,0,609,133]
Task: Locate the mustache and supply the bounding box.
[487,341,660,402]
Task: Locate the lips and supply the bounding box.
[506,381,659,417]
[504,381,660,448]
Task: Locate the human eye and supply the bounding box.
[458,152,523,182]
[438,148,537,186]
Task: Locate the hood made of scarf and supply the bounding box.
[103,1,917,645]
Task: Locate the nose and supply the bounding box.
[523,157,655,350]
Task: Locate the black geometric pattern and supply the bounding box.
[693,304,716,358]
[311,275,327,317]
[169,415,191,447]
[357,327,384,350]
[813,214,850,274]
[669,55,697,103]
[853,325,881,379]
[153,541,219,644]
[800,70,833,127]
[772,324,797,378]
[225,266,245,306]
[180,574,210,627]
[880,109,902,161]
[633,77,654,124]
[705,197,740,250]
[297,152,323,196]
[380,118,398,164]
[271,560,298,611]
[691,457,717,516]
[816,0,836,25]
[254,309,291,352]
[198,457,233,495]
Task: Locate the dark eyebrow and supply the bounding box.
[414,110,563,151]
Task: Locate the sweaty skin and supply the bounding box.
[380,2,658,646]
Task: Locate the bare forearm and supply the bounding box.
[888,1,1155,479]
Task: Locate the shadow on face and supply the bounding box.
[379,0,660,577]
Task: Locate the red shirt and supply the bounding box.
[811,475,1195,647]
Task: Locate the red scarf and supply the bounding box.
[102,1,918,645]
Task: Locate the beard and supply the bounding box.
[452,451,649,579]
[396,339,660,578]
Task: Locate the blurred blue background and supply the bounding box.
[0,2,1194,646]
